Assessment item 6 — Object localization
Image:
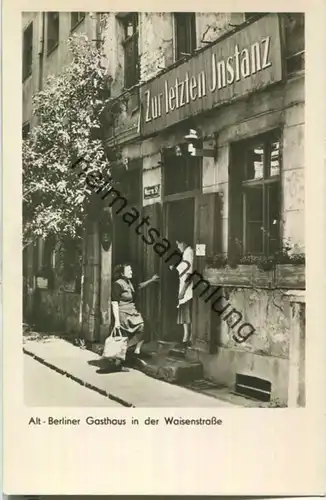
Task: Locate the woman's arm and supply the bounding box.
[111,301,120,328]
[138,274,159,290]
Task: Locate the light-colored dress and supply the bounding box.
[175,246,194,324]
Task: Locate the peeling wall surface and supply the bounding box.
[206,287,291,403]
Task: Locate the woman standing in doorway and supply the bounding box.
[111,263,159,367]
[174,238,194,347]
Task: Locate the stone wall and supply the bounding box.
[34,289,80,334]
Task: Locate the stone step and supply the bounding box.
[142,355,203,384]
[169,346,187,359]
[157,340,179,355]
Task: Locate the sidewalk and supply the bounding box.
[23,335,240,407]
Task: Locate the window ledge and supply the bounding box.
[47,42,59,57]
[204,263,305,290]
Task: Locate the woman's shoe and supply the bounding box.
[181,339,192,348]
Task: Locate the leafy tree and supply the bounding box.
[23,33,122,248]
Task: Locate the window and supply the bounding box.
[121,13,139,89]
[229,130,281,258]
[23,22,33,81]
[47,12,59,54]
[71,12,85,30]
[22,122,30,139]
[174,13,196,61]
[283,14,305,76]
[163,145,201,196]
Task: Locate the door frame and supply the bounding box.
[160,190,199,340]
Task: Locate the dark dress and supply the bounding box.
[111,278,145,349]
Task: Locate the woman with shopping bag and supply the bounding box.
[103,263,159,369]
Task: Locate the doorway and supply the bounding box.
[161,197,195,341]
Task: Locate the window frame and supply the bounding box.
[23,22,33,82]
[283,13,305,78]
[47,12,60,56]
[174,12,197,62]
[120,12,140,90]
[70,12,86,32]
[229,129,282,259]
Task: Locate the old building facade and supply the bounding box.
[23,12,305,406]
[23,12,97,333]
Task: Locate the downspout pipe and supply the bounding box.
[38,12,45,93]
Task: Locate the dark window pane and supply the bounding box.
[124,35,139,88]
[71,12,85,29]
[122,13,139,88]
[244,186,263,254]
[175,13,196,60]
[267,183,280,254]
[287,51,305,75]
[164,149,200,195]
[283,13,305,57]
[47,12,59,54]
[23,23,33,81]
[245,144,264,180]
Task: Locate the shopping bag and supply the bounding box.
[102,327,127,361]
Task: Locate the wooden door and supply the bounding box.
[81,218,101,342]
[161,202,181,341]
[192,192,222,352]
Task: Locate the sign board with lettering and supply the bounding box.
[141,14,282,136]
[196,244,206,256]
[144,184,160,199]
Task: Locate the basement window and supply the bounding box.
[235,373,272,402]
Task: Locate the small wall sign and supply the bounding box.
[196,244,206,256]
[36,277,48,289]
[144,184,160,199]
